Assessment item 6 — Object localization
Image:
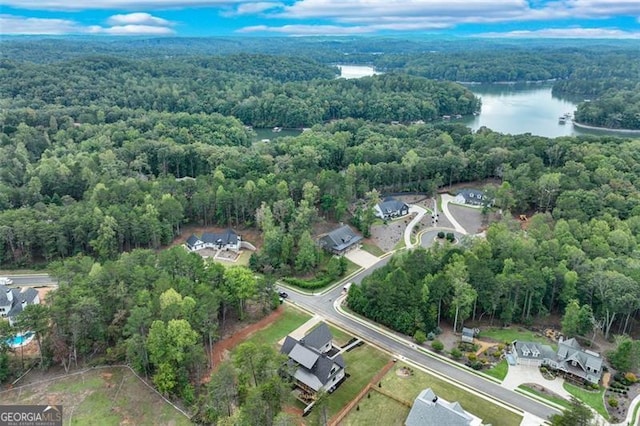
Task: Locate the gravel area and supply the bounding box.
[447,203,484,234]
[370,218,409,252]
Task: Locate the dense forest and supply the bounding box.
[0,55,478,127]
[573,88,640,130]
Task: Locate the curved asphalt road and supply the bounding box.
[282,227,557,420]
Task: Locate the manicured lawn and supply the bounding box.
[326,344,390,418]
[1,367,191,426]
[340,390,409,426]
[239,306,311,348]
[563,382,609,420]
[216,250,251,268]
[517,385,571,410]
[360,241,385,257]
[381,363,522,426]
[327,324,353,348]
[343,257,361,277]
[484,359,509,381]
[481,327,557,350]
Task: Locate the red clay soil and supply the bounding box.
[208,306,285,374]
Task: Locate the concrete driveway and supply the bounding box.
[440,194,468,234]
[502,364,571,399]
[404,205,428,248]
[344,248,380,269]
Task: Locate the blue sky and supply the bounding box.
[1,0,639,38]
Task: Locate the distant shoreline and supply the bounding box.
[572,121,640,135]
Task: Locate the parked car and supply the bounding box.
[278,291,288,299]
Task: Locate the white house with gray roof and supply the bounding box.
[185,229,241,252]
[280,323,346,398]
[0,284,40,326]
[374,197,409,220]
[511,337,603,384]
[405,388,482,426]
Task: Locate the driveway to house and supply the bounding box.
[404,205,428,248]
[502,364,572,399]
[344,248,380,269]
[440,194,469,235]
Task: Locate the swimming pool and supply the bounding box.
[6,331,34,348]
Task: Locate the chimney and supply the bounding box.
[21,299,27,309]
[6,288,12,303]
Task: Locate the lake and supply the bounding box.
[336,64,379,79]
[252,127,303,142]
[460,83,632,138]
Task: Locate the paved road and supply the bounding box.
[281,223,558,420]
[2,274,58,287]
[286,289,557,420]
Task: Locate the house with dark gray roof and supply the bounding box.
[511,337,603,384]
[547,337,604,384]
[454,189,492,207]
[185,229,240,252]
[374,197,409,220]
[281,322,346,399]
[318,225,362,255]
[0,285,40,326]
[405,388,482,426]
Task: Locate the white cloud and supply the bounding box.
[238,24,374,35]
[0,0,247,10]
[236,2,283,15]
[0,14,81,34]
[479,27,640,39]
[89,24,175,35]
[107,12,171,26]
[1,13,175,35]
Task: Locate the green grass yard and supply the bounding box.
[360,241,385,257]
[563,382,609,420]
[340,390,409,426]
[0,367,191,426]
[326,344,390,418]
[381,363,522,426]
[237,305,311,348]
[481,328,557,350]
[484,359,509,381]
[517,385,571,410]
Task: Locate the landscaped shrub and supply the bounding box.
[590,383,600,390]
[625,372,637,384]
[427,332,436,341]
[282,274,334,289]
[466,360,483,370]
[497,344,505,352]
[468,353,477,362]
[414,330,427,345]
[432,339,444,352]
[446,232,455,242]
[608,397,619,408]
[450,348,462,359]
[437,231,445,239]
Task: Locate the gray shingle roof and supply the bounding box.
[185,234,201,248]
[377,197,408,215]
[319,225,362,252]
[405,388,474,426]
[3,287,39,318]
[301,323,332,352]
[280,324,344,391]
[289,343,320,369]
[201,229,238,245]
